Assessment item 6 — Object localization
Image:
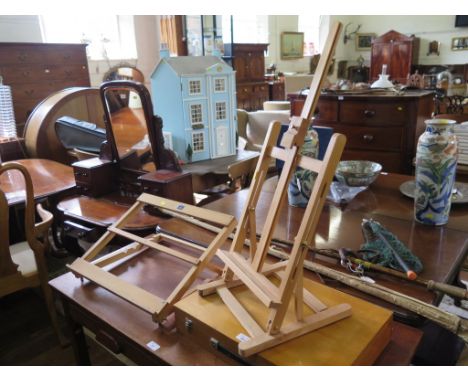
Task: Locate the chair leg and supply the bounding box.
[39,278,68,347]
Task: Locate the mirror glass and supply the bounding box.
[103,87,155,172]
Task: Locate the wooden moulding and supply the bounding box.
[67,193,237,323]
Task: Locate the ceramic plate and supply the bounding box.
[399,180,468,204]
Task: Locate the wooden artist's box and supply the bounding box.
[175,278,393,365]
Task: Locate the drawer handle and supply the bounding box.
[24,89,35,96]
[44,69,50,74]
[65,70,72,76]
[18,53,28,62]
[363,134,374,142]
[22,71,30,77]
[63,54,71,60]
[364,110,375,118]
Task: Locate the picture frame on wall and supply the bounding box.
[280,32,304,59]
[451,37,468,51]
[356,33,376,50]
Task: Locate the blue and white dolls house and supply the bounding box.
[151,54,237,163]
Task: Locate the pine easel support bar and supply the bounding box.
[198,261,289,297]
[164,222,237,305]
[108,227,200,266]
[216,250,282,308]
[82,201,143,262]
[270,147,323,173]
[217,286,265,338]
[238,303,352,357]
[67,258,166,315]
[138,193,235,227]
[275,269,327,313]
[92,242,147,268]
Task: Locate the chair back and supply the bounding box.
[0,162,37,277]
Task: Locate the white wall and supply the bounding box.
[345,15,468,66]
[2,15,466,82]
[264,15,468,78]
[0,15,42,42]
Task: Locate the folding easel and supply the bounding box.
[197,22,351,357]
[68,193,236,322]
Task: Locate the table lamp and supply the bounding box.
[371,64,394,89]
[0,76,17,139]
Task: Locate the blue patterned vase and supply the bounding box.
[414,119,458,225]
[287,127,319,207]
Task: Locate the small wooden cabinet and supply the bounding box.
[138,170,194,205]
[0,42,90,136]
[370,30,419,84]
[288,91,434,174]
[72,157,118,197]
[225,43,269,111]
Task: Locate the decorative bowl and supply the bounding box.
[335,160,382,187]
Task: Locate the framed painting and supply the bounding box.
[281,32,304,59]
[356,33,376,51]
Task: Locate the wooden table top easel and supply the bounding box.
[174,22,392,363]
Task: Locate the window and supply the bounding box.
[192,131,205,152]
[215,102,227,120]
[39,15,137,60]
[189,79,202,95]
[214,77,226,92]
[223,15,268,44]
[190,104,203,125]
[298,15,321,56]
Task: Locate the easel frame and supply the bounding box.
[68,193,236,322]
[197,22,351,357]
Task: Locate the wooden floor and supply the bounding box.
[0,288,123,366]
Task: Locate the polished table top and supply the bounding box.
[204,173,468,308]
[1,158,75,206]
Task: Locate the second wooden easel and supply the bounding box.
[197,21,351,357]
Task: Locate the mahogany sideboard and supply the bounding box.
[288,90,434,174]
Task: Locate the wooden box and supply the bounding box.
[175,277,393,365]
[138,170,193,205]
[72,157,117,197]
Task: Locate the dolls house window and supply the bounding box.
[190,104,203,125]
[214,77,226,92]
[215,102,227,120]
[189,79,202,95]
[192,131,205,152]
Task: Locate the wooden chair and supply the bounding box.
[197,22,351,357]
[0,161,64,344]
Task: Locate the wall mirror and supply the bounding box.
[100,80,180,174]
[103,64,145,83]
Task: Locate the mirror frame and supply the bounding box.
[100,80,169,172]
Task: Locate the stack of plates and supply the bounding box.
[455,121,468,165]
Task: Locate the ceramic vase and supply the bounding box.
[288,127,319,207]
[414,119,458,225]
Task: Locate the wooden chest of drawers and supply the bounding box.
[289,91,434,174]
[72,157,118,197]
[0,43,90,136]
[225,43,269,111]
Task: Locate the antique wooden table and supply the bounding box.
[48,171,460,365]
[0,158,75,207]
